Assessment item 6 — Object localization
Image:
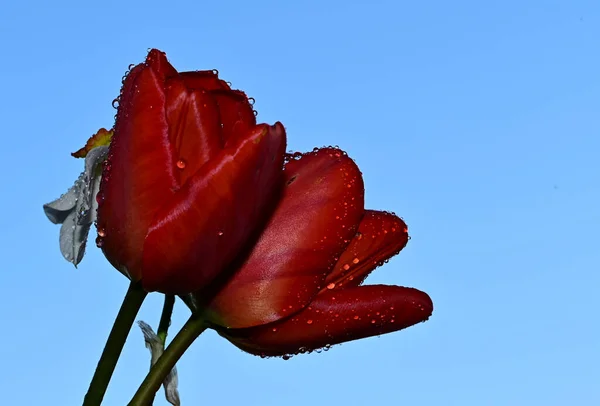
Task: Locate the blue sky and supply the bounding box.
[1,0,599,405]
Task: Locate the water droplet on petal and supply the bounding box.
[327,283,336,290]
[176,159,186,169]
[217,231,224,236]
[352,257,360,264]
[343,264,350,271]
[307,319,313,325]
[97,228,106,237]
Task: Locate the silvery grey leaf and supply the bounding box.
[59,210,91,266]
[43,174,84,224]
[138,321,181,406]
[43,145,109,266]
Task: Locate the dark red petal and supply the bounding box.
[165,77,224,185]
[212,89,256,145]
[324,210,409,290]
[145,49,178,80]
[202,148,365,328]
[141,123,287,294]
[179,70,231,91]
[223,285,433,357]
[98,64,177,281]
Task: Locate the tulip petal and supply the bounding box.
[179,71,230,91]
[97,65,178,281]
[141,123,287,294]
[202,148,365,329]
[165,78,224,184]
[222,285,433,357]
[212,89,256,145]
[324,210,409,290]
[145,49,178,80]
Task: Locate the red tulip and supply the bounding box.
[192,148,433,356]
[96,49,287,294]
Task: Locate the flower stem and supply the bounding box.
[83,282,147,406]
[129,313,207,405]
[157,294,175,345]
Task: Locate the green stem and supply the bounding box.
[129,313,207,406]
[83,282,148,406]
[157,295,175,345]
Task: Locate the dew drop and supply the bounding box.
[97,228,106,237]
[112,98,119,109]
[306,319,313,325]
[282,354,291,360]
[327,283,336,290]
[352,257,360,264]
[217,231,224,236]
[343,264,350,271]
[95,236,104,248]
[176,159,186,169]
[212,69,219,75]
[353,315,359,320]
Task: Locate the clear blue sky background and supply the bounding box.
[1,1,599,405]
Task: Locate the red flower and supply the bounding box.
[96,49,286,294]
[192,148,433,356]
